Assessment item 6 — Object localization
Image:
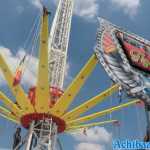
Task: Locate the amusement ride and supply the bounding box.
[0,0,150,149]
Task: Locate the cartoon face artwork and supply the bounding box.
[116,31,150,73]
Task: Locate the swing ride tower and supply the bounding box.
[0,0,144,150]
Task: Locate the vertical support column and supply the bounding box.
[25,121,35,150]
[51,123,58,150]
[23,119,59,150]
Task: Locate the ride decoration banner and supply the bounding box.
[116,31,150,73]
[102,31,117,54]
[95,18,150,105]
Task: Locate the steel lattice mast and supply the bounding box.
[48,0,74,89]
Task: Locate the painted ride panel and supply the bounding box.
[95,18,150,105]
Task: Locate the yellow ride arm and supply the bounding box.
[51,54,98,116]
[0,113,20,124]
[66,120,118,131]
[0,55,34,113]
[0,106,19,122]
[35,9,50,112]
[63,84,119,121]
[0,91,22,117]
[67,99,140,126]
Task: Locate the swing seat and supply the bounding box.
[28,86,64,107]
[13,69,22,86]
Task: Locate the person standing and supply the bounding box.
[13,127,22,150]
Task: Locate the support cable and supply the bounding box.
[118,86,123,103]
[21,14,42,80]
[135,104,143,140]
[13,11,42,87]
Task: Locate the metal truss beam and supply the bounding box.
[51,54,98,116]
[63,84,119,121]
[25,119,58,150]
[67,99,140,126]
[49,0,74,89]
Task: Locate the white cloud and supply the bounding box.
[0,47,71,89]
[71,126,112,143]
[0,47,38,87]
[16,0,141,21]
[74,0,99,20]
[30,0,43,10]
[16,5,24,14]
[64,62,70,78]
[52,0,99,21]
[63,62,72,88]
[76,143,105,150]
[71,127,112,150]
[110,0,141,16]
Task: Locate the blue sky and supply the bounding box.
[0,0,149,149]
